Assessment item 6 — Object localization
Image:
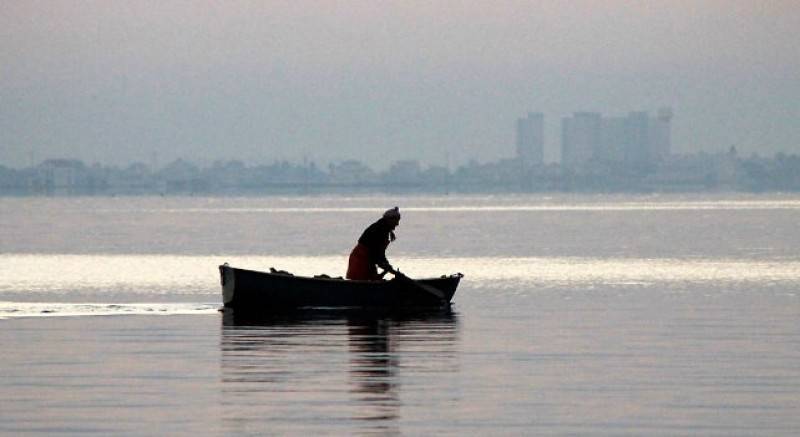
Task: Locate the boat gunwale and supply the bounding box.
[222,265,463,286]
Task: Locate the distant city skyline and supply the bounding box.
[559,108,672,168]
[4,146,798,195]
[2,1,799,169]
[2,106,781,170]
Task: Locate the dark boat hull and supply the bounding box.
[220,264,462,310]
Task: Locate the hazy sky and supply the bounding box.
[2,0,799,168]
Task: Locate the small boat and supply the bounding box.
[219,264,462,310]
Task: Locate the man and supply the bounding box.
[346,207,400,280]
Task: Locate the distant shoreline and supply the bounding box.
[2,151,799,195]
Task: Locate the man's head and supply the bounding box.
[383,206,401,229]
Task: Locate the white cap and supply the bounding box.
[383,206,401,219]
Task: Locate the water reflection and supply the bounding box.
[347,317,399,424]
[220,309,458,434]
[6,254,800,298]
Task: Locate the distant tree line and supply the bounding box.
[1,150,799,195]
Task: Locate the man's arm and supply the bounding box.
[375,252,395,274]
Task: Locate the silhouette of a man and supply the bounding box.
[346,207,400,280]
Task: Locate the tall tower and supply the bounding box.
[516,112,544,168]
[649,107,673,161]
[562,112,601,168]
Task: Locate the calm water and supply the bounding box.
[1,194,799,435]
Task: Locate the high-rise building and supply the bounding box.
[516,112,544,168]
[561,108,672,168]
[649,107,673,162]
[599,116,627,163]
[623,111,650,165]
[561,112,601,168]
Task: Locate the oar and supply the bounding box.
[394,271,447,303]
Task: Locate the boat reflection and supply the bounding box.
[347,316,400,422]
[220,309,459,433]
